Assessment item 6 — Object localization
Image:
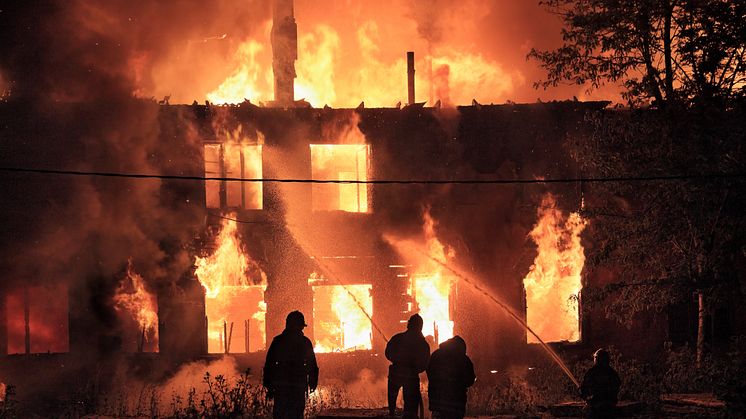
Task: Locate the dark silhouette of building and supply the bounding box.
[271,0,297,106]
[264,311,319,419]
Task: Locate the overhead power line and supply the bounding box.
[0,166,744,185]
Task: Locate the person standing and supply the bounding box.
[264,311,319,419]
[580,348,621,419]
[385,313,430,418]
[426,336,476,419]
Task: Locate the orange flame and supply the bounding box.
[523,194,587,343]
[195,216,267,353]
[295,25,340,107]
[206,23,341,107]
[413,212,455,343]
[206,32,274,105]
[113,261,159,344]
[388,210,455,344]
[205,21,517,107]
[312,280,373,353]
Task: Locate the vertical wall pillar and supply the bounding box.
[245,319,250,353]
[696,291,706,368]
[218,145,227,208]
[407,51,416,105]
[272,0,298,106]
[23,286,30,354]
[0,291,6,356]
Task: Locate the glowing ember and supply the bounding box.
[312,281,373,353]
[523,194,587,343]
[195,216,267,353]
[0,70,9,102]
[113,261,159,351]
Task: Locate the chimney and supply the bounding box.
[407,51,415,105]
[272,0,297,106]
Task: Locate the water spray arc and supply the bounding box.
[282,219,390,346]
[411,244,581,388]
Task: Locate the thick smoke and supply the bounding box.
[0,0,273,102]
[406,0,494,46]
[0,1,257,357]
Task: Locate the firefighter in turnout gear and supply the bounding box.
[426,336,476,419]
[580,348,622,419]
[385,313,430,418]
[263,311,319,419]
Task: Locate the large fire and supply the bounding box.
[206,35,273,105]
[205,20,514,108]
[523,194,587,343]
[194,216,267,353]
[413,212,455,343]
[389,210,455,345]
[113,261,159,352]
[311,278,373,353]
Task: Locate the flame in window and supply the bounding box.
[524,194,587,343]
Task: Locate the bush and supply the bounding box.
[171,371,270,418]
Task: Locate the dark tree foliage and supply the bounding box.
[573,107,746,327]
[529,0,746,106]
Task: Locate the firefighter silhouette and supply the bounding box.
[385,313,430,418]
[426,335,476,419]
[580,348,622,419]
[263,311,319,419]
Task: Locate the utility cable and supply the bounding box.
[1,166,745,185]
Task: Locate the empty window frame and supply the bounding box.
[204,144,263,210]
[310,144,370,213]
[206,285,266,354]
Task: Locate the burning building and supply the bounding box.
[4,1,742,412]
[0,95,611,368]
